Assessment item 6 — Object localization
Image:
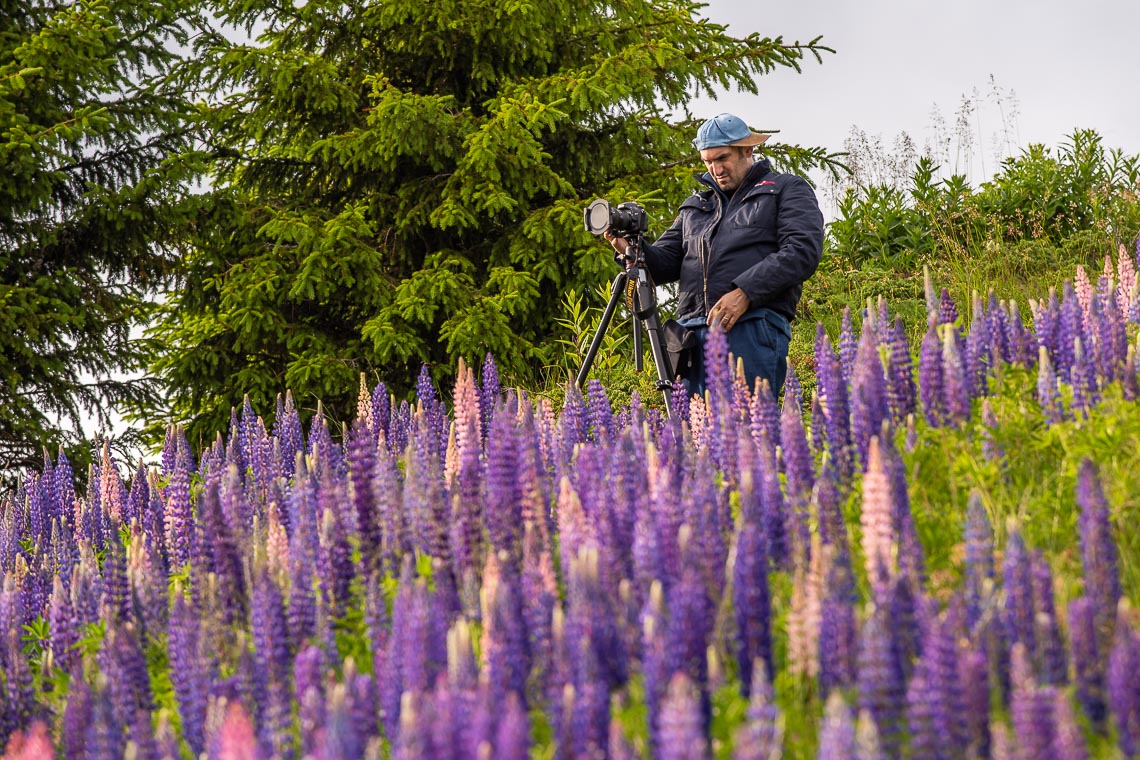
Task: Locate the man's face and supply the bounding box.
[699,146,754,193]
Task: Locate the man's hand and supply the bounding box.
[707,288,751,332]
[603,230,630,256]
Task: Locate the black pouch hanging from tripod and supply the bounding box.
[662,319,697,379]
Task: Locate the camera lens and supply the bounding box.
[584,199,613,235]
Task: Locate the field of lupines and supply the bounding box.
[3,241,1140,759]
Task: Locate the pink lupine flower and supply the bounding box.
[212,701,262,760]
[859,438,894,596]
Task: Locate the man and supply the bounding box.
[605,112,824,398]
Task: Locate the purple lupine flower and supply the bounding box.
[48,575,78,673]
[810,390,828,460]
[1037,346,1066,423]
[941,320,971,425]
[884,317,916,424]
[1030,554,1067,685]
[1006,299,1035,366]
[963,297,991,399]
[169,593,212,756]
[749,377,781,456]
[317,480,358,617]
[99,623,154,738]
[939,287,959,325]
[818,691,857,759]
[838,306,858,389]
[1052,689,1090,760]
[918,315,945,427]
[665,540,714,720]
[1002,525,1036,656]
[199,479,248,622]
[640,581,669,751]
[566,545,628,690]
[1096,277,1129,382]
[559,381,590,456]
[60,668,92,758]
[1057,281,1084,383]
[905,668,941,760]
[979,398,1004,464]
[815,327,854,483]
[731,660,782,760]
[964,490,994,629]
[918,609,968,755]
[958,644,991,759]
[251,567,292,691]
[857,605,906,759]
[1032,289,1060,357]
[656,673,710,760]
[585,378,615,442]
[731,356,754,425]
[312,683,363,760]
[294,642,325,754]
[369,381,391,447]
[414,363,449,463]
[819,551,858,696]
[986,292,1011,366]
[781,394,814,555]
[480,551,530,707]
[878,429,924,589]
[1107,603,1140,757]
[752,432,788,569]
[492,691,530,760]
[272,391,304,480]
[814,459,848,552]
[1070,337,1100,417]
[1068,596,1107,726]
[99,526,132,624]
[483,403,522,565]
[480,352,502,440]
[732,513,772,698]
[163,444,194,569]
[1076,458,1122,642]
[704,321,733,410]
[1010,643,1057,760]
[347,417,381,569]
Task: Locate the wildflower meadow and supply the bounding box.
[3,240,1140,759]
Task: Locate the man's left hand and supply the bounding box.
[707,288,751,332]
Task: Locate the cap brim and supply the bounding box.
[730,132,770,147]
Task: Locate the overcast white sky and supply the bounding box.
[686,0,1140,193]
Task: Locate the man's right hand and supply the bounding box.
[603,230,630,256]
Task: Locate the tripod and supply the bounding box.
[575,233,676,418]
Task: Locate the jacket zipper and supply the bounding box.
[701,193,723,316]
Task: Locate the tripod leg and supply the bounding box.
[633,317,644,372]
[641,311,676,419]
[576,271,629,388]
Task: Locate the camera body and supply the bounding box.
[583,199,649,238]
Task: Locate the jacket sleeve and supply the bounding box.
[731,177,824,306]
[640,213,686,285]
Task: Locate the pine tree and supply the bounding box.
[0,0,203,474]
[153,0,839,441]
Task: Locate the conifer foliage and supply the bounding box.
[0,0,203,471]
[152,0,835,442]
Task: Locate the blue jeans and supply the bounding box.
[678,308,791,399]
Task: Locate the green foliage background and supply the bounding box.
[0,0,205,473]
[144,0,840,447]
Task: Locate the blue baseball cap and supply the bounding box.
[693,113,770,150]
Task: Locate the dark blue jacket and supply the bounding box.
[642,158,824,322]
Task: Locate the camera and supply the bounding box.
[583,199,649,238]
